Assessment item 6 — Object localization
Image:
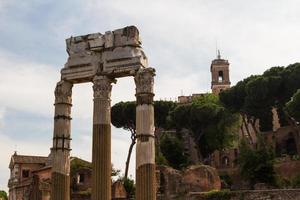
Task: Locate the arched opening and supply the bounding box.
[286,136,297,156]
[222,156,230,167]
[218,71,224,82]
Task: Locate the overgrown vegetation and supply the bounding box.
[111,101,176,177]
[203,190,231,200]
[159,133,191,169]
[286,89,300,123]
[220,63,300,134]
[219,173,233,189]
[291,174,300,188]
[117,176,136,198]
[170,94,240,158]
[237,138,276,187]
[70,157,92,177]
[111,62,300,191]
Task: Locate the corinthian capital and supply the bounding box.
[134,68,155,94]
[54,81,73,104]
[93,76,115,99]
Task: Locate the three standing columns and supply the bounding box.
[91,75,115,200]
[135,68,156,200]
[51,81,73,200]
[51,70,156,200]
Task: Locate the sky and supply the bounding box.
[0,0,300,191]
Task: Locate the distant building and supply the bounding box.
[211,51,231,95]
[7,153,93,200]
[178,51,231,104]
[176,52,300,185]
[7,152,127,200]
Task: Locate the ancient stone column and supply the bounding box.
[91,75,115,200]
[135,68,156,200]
[51,81,73,200]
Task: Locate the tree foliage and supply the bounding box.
[154,100,177,129]
[0,191,8,200]
[220,63,300,133]
[286,89,300,122]
[111,101,136,132]
[111,101,177,176]
[170,94,240,157]
[237,138,276,186]
[111,101,136,179]
[159,133,190,169]
[120,177,135,198]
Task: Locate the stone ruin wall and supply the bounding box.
[188,189,300,200]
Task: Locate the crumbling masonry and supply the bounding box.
[50,26,156,200]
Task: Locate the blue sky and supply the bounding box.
[0,0,300,191]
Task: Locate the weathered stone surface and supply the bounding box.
[135,68,156,200]
[182,165,221,192]
[112,181,127,199]
[61,26,148,83]
[157,165,221,199]
[189,189,300,200]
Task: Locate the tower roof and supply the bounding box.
[211,50,229,67]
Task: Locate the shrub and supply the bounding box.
[204,190,231,200]
[219,173,233,188]
[237,138,276,187]
[291,174,300,188]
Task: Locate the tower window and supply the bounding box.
[218,71,224,82]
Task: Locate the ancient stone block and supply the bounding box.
[157,165,221,198]
[105,31,114,48]
[112,181,127,199]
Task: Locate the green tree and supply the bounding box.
[0,190,8,200]
[118,176,135,198]
[221,63,300,136]
[159,133,190,169]
[111,101,136,179]
[237,138,276,187]
[170,94,240,158]
[111,101,176,178]
[220,76,260,143]
[286,89,300,122]
[154,100,177,129]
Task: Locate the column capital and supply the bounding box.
[135,68,155,105]
[54,81,73,104]
[134,68,155,94]
[93,76,115,99]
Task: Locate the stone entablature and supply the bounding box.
[61,26,148,83]
[50,26,156,200]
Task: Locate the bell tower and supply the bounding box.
[211,50,231,95]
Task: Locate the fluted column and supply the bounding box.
[51,81,73,200]
[135,68,156,200]
[91,75,114,200]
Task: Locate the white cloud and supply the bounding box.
[1,0,300,192]
[0,51,58,116]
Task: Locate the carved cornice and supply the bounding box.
[93,76,115,99]
[54,81,73,104]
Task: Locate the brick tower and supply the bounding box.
[211,50,231,95]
